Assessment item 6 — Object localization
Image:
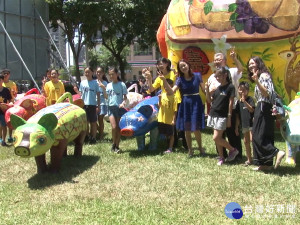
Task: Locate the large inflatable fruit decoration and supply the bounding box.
[159,0,300,104]
[11,102,87,173]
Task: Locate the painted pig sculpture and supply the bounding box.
[280,94,300,166]
[0,88,46,129]
[4,94,46,129]
[11,102,87,173]
[119,96,159,137]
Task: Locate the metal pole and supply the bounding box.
[0,19,41,93]
[33,6,78,87]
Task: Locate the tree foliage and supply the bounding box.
[47,0,169,81]
[88,46,130,73]
[46,0,99,81]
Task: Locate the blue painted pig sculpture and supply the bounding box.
[119,96,159,137]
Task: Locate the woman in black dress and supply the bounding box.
[248,56,285,171]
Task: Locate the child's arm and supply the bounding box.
[158,74,174,95]
[235,112,240,136]
[205,82,212,104]
[119,94,127,108]
[243,99,255,113]
[42,83,48,97]
[227,96,234,128]
[241,94,254,113]
[99,81,108,99]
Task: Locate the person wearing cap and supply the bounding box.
[1,68,18,144]
[1,69,17,101]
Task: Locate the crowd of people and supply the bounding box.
[0,48,287,171]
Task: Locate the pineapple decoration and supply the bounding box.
[167,0,191,36]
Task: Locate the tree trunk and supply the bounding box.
[69,43,81,82]
[73,55,81,82]
[116,54,126,81]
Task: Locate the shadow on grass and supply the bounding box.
[256,165,300,176]
[128,148,163,158]
[27,155,100,190]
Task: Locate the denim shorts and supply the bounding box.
[99,105,108,116]
[108,106,122,118]
[207,115,227,131]
[0,114,6,126]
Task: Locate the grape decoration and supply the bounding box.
[232,0,270,34]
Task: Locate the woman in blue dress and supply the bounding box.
[164,59,205,157]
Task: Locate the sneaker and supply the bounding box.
[164,149,173,154]
[1,141,8,147]
[7,137,13,143]
[111,144,116,152]
[89,137,97,144]
[115,147,122,154]
[217,157,225,166]
[227,148,239,162]
[200,148,206,157]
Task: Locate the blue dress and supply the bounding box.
[176,74,205,131]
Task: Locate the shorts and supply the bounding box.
[108,106,124,119]
[99,105,108,116]
[158,122,174,136]
[0,114,6,126]
[242,127,252,134]
[207,115,227,131]
[84,105,97,123]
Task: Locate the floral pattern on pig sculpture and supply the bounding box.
[11,103,87,174]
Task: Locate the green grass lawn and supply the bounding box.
[0,123,299,225]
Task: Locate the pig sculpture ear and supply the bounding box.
[10,114,27,129]
[38,113,58,131]
[20,99,33,110]
[137,105,153,118]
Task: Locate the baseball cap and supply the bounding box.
[1,68,10,74]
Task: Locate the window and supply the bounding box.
[134,43,152,56]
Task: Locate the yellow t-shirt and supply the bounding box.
[152,70,181,103]
[158,92,177,125]
[3,80,17,101]
[44,80,65,106]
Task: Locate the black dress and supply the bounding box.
[252,74,279,166]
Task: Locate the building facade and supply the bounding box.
[126,43,160,81]
[0,0,49,81]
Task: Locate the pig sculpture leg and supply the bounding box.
[49,139,68,173]
[35,154,48,174]
[73,130,86,157]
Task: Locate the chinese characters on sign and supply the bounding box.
[243,204,297,219]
